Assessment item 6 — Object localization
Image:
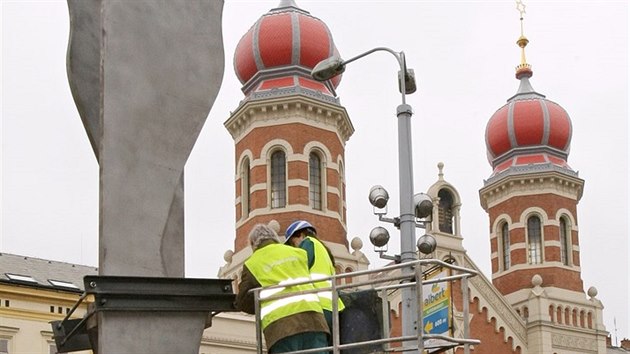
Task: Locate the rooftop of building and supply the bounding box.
[0,252,97,292]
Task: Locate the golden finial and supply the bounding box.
[515,0,532,78]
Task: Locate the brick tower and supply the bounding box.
[219,0,369,280]
[478,8,607,351]
[479,51,584,297]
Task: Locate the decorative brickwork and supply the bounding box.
[481,175,585,295]
[228,99,353,252]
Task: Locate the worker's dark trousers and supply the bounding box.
[269,331,328,353]
[324,310,335,343]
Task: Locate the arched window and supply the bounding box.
[270,150,286,208]
[309,152,322,210]
[438,189,454,234]
[527,215,543,264]
[241,158,251,218]
[344,267,354,284]
[559,217,570,265]
[501,222,510,270]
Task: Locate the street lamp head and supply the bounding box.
[369,185,390,209]
[369,226,390,248]
[311,56,346,81]
[417,233,437,255]
[399,68,417,94]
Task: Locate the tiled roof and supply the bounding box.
[0,253,97,292]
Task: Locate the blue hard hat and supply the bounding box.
[284,220,315,243]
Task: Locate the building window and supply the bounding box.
[270,150,286,208]
[438,189,454,234]
[501,222,510,270]
[339,162,345,222]
[527,215,543,264]
[309,152,322,210]
[559,217,570,265]
[242,158,251,218]
[0,339,8,354]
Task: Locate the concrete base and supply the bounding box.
[96,312,207,354]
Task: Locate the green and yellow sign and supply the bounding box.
[422,269,451,335]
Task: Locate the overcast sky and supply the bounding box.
[2,0,628,342]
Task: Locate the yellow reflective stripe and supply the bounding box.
[260,293,320,319]
[311,272,339,306]
[259,277,311,299]
[311,273,328,280]
[317,291,333,300]
[260,286,285,299]
[310,274,332,289]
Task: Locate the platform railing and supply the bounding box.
[249,259,480,354]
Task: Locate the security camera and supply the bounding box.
[413,193,433,219]
[369,226,390,248]
[369,185,389,209]
[417,234,437,255]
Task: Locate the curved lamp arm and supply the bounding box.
[311,47,416,104]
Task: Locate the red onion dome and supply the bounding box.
[233,1,341,97]
[485,69,574,176]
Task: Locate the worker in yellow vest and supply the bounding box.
[284,220,345,339]
[236,224,329,353]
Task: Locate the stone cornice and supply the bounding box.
[246,83,339,105]
[0,283,87,303]
[479,170,584,210]
[224,94,354,144]
[0,307,84,322]
[486,162,578,185]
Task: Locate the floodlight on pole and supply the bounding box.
[313,47,423,353]
[413,192,433,219]
[369,185,390,209]
[369,226,390,248]
[417,234,437,255]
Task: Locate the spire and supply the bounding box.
[272,0,308,14]
[508,0,543,100]
[515,0,532,79]
[278,0,298,7]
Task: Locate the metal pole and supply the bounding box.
[415,263,424,353]
[462,276,470,354]
[332,279,340,354]
[254,289,263,354]
[398,101,418,353]
[313,47,419,353]
[394,52,419,354]
[380,287,392,352]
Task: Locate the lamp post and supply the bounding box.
[312,47,422,353]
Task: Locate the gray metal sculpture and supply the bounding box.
[61,1,227,353]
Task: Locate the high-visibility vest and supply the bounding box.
[306,236,345,312]
[245,243,323,330]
